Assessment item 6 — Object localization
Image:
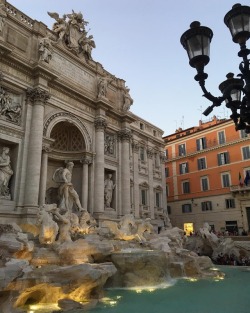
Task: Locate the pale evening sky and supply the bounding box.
[8,0,247,135]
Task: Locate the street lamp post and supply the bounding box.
[180,3,250,132]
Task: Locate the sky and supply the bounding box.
[8,0,246,136]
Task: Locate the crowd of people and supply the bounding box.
[214,253,250,266]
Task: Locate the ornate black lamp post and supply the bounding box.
[180,4,250,132]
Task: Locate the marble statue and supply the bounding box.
[104,134,115,156]
[52,207,80,243]
[102,214,155,243]
[53,162,84,212]
[78,210,97,234]
[97,76,113,98]
[39,34,53,63]
[104,173,115,208]
[36,204,59,244]
[79,33,96,60]
[122,86,133,111]
[0,146,13,198]
[48,10,95,58]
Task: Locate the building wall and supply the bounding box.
[164,117,250,234]
[0,1,168,228]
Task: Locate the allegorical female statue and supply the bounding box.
[0,146,13,198]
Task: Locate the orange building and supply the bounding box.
[163,116,250,235]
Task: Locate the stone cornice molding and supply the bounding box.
[94,116,107,131]
[26,87,50,104]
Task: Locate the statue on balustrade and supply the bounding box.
[53,162,84,213]
[0,146,13,199]
[122,86,133,112]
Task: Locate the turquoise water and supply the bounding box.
[83,266,250,313]
[26,266,250,313]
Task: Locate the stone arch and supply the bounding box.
[43,111,92,151]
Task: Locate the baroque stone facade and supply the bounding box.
[0,0,168,228]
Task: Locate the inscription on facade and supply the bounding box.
[51,53,95,92]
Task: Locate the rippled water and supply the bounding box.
[26,266,250,313]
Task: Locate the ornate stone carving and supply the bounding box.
[0,146,13,199]
[80,155,93,164]
[0,4,7,35]
[42,145,52,153]
[97,76,113,98]
[104,133,115,156]
[38,33,53,63]
[118,129,131,142]
[122,86,133,112]
[160,152,166,163]
[48,11,95,60]
[0,85,22,125]
[52,162,84,212]
[147,148,154,159]
[26,87,50,103]
[132,141,139,154]
[104,173,115,209]
[94,117,107,131]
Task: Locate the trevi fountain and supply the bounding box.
[0,1,250,312]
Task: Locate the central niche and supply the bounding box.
[51,121,85,152]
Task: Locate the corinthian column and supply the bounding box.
[81,155,92,210]
[147,148,155,219]
[94,116,107,214]
[24,87,50,209]
[39,145,51,206]
[118,128,131,215]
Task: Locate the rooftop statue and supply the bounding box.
[48,10,95,60]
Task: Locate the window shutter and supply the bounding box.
[203,138,207,149]
[225,152,230,164]
[179,164,182,174]
[217,154,221,166]
[186,163,189,173]
[196,139,200,151]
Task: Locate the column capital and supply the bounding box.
[80,155,93,164]
[94,116,107,131]
[42,144,52,153]
[26,87,50,104]
[118,128,132,142]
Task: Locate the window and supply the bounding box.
[218,131,226,144]
[140,147,145,161]
[226,199,235,209]
[165,167,169,177]
[182,203,192,213]
[155,192,161,208]
[242,146,250,160]
[197,157,207,170]
[240,129,248,138]
[196,137,207,151]
[179,162,189,174]
[141,189,147,205]
[201,176,209,191]
[182,181,190,194]
[217,152,230,165]
[153,130,157,136]
[201,201,212,211]
[222,173,230,187]
[167,205,171,215]
[140,123,144,130]
[178,144,186,156]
